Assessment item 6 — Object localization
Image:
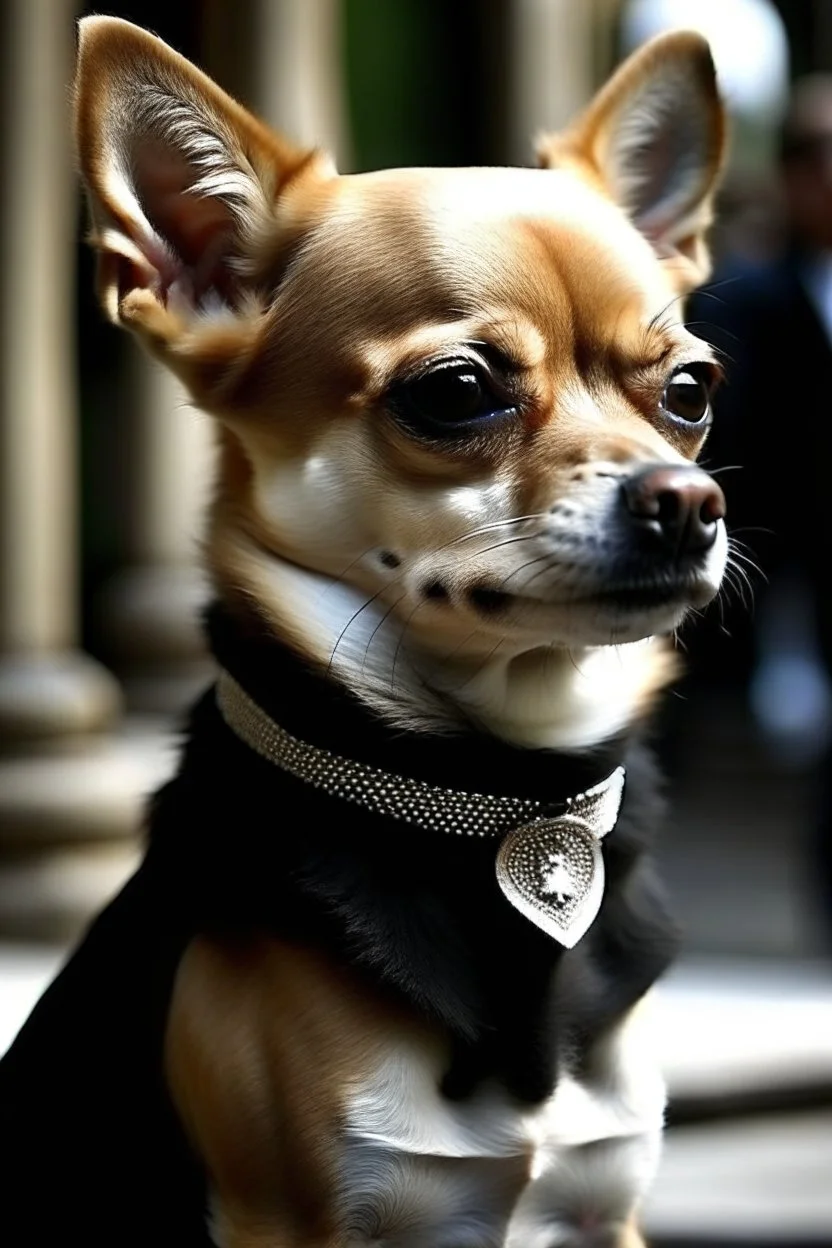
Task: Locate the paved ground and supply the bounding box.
[646,685,832,1244]
[648,1109,832,1245]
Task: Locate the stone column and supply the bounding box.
[204,0,349,159]
[250,0,350,160]
[0,0,119,741]
[506,0,599,165]
[0,0,154,940]
[96,356,215,715]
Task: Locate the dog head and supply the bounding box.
[75,18,728,747]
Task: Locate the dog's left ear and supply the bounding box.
[74,16,336,406]
[538,31,726,290]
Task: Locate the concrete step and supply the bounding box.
[646,1110,832,1245]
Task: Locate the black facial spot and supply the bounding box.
[469,587,510,614]
[379,550,401,569]
[423,580,449,601]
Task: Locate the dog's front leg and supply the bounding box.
[165,936,381,1248]
[208,1210,341,1248]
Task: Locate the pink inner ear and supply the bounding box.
[131,138,239,307]
[604,68,717,251]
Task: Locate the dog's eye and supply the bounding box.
[661,364,715,426]
[391,360,516,434]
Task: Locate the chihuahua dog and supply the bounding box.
[0,16,727,1248]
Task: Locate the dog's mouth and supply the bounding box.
[461,572,713,617]
[433,564,723,646]
[571,581,693,611]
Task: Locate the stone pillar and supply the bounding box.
[250,0,350,160]
[506,0,598,165]
[0,0,119,740]
[203,0,349,159]
[0,0,152,941]
[96,357,215,715]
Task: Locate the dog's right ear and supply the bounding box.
[537,31,726,292]
[74,16,333,400]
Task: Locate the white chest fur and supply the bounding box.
[337,1006,665,1248]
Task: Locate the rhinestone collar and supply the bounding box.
[216,668,626,947]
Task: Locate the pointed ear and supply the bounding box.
[74,16,333,395]
[537,31,727,290]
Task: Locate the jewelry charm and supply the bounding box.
[496,816,603,947]
[494,768,625,947]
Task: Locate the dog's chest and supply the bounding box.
[337,1018,665,1248]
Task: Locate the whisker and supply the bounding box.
[389,598,429,695]
[727,524,775,539]
[360,589,409,678]
[646,292,687,336]
[437,626,483,668]
[683,321,741,351]
[672,630,690,655]
[690,276,746,299]
[727,539,766,585]
[517,557,560,594]
[720,563,755,612]
[451,637,508,695]
[446,513,549,546]
[699,463,745,477]
[502,553,556,591]
[326,583,391,676]
[566,645,586,677]
[728,550,762,581]
[456,531,545,563]
[327,546,379,589]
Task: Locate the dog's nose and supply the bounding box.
[621,464,725,554]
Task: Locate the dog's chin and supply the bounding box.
[454,577,722,649]
[542,595,693,646]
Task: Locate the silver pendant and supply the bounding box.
[495,816,604,948]
[494,767,625,948]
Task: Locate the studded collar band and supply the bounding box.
[216,667,626,948]
[204,605,628,806]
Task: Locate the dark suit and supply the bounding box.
[692,250,832,598]
[687,248,832,933]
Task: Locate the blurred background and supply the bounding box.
[1,0,831,1243]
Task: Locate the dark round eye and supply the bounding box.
[661,364,715,425]
[391,360,515,435]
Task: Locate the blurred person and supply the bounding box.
[687,75,832,941]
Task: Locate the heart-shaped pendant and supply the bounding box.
[495,815,604,948]
[494,765,624,948]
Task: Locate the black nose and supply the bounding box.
[621,464,726,554]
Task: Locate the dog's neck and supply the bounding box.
[214,547,673,752]
[204,597,630,805]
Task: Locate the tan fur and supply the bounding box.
[165,938,428,1246]
[75,17,728,1245]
